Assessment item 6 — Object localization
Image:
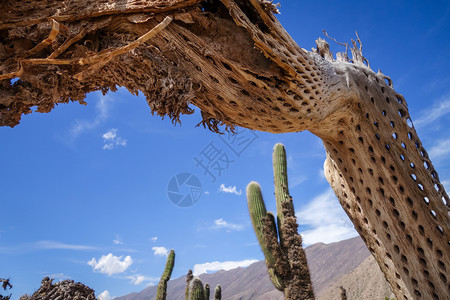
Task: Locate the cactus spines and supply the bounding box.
[214,285,221,300]
[246,143,315,300]
[188,277,205,300]
[156,249,175,300]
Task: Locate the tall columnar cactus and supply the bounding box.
[214,285,221,300]
[246,143,315,300]
[156,249,175,300]
[185,275,221,300]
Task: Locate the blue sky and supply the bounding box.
[1,1,449,299]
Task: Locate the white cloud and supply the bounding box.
[219,184,242,195]
[428,138,450,160]
[113,239,123,245]
[98,290,112,300]
[70,95,113,140]
[193,259,258,276]
[102,128,127,150]
[213,218,244,231]
[150,236,158,242]
[126,275,158,286]
[88,253,133,275]
[205,191,210,195]
[34,240,97,251]
[152,246,169,257]
[414,97,450,128]
[296,189,357,246]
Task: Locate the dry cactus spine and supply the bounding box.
[246,143,314,299]
[156,249,175,300]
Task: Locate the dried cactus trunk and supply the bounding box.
[156,249,175,300]
[246,143,314,300]
[1,1,448,299]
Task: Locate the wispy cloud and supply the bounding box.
[98,290,112,300]
[88,253,133,275]
[212,218,244,231]
[69,95,113,140]
[193,259,258,276]
[219,184,242,195]
[102,128,127,150]
[113,235,123,245]
[428,138,450,160]
[126,275,158,286]
[296,189,357,246]
[152,246,169,257]
[414,97,450,128]
[34,240,98,251]
[150,236,158,242]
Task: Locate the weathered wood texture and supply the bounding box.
[0,1,448,299]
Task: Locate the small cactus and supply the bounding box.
[340,286,347,300]
[214,285,221,300]
[185,274,221,300]
[185,269,194,300]
[204,284,210,300]
[156,249,175,300]
[246,143,314,299]
[188,278,204,300]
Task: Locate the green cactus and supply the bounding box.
[185,269,194,300]
[185,275,221,300]
[246,143,314,300]
[156,249,175,300]
[188,277,204,300]
[214,284,221,300]
[204,284,210,300]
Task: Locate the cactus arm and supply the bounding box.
[214,285,221,300]
[156,249,175,300]
[246,181,278,267]
[268,267,284,291]
[272,143,291,243]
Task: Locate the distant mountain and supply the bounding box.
[318,255,394,300]
[114,236,392,300]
